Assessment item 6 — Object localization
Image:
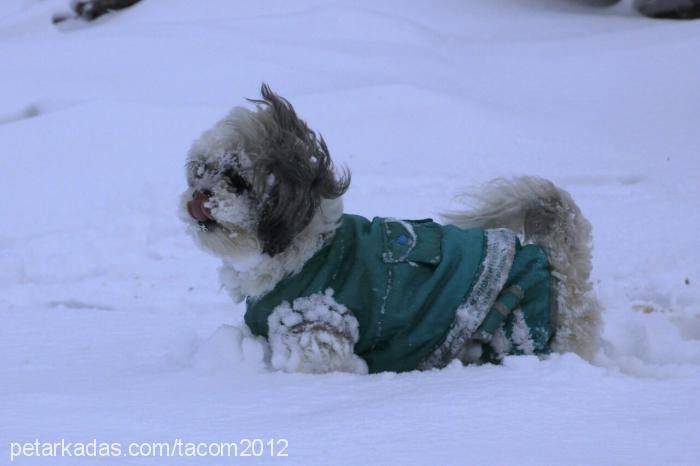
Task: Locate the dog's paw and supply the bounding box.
[268,290,367,374]
[269,322,368,374]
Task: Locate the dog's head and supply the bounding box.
[180,84,350,261]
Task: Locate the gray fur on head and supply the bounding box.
[181,84,350,260]
[248,84,350,256]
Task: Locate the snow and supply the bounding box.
[1,0,699,464]
[266,289,366,374]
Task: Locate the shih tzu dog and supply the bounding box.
[179,84,601,374]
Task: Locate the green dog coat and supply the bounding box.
[245,214,554,373]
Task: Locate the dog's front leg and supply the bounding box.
[267,290,368,374]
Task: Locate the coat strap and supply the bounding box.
[419,228,517,369]
[474,285,524,341]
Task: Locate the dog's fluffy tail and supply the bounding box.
[444,176,601,361]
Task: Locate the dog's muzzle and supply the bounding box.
[187,190,216,223]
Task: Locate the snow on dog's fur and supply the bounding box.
[180,84,601,373]
[444,178,601,360]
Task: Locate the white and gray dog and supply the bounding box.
[180,85,601,374]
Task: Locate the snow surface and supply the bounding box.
[2,0,700,464]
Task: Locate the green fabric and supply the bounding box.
[245,214,554,372]
[476,242,553,359]
[502,244,554,353]
[245,214,486,373]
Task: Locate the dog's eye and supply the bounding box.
[224,169,251,194]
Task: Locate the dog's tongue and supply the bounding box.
[187,191,216,222]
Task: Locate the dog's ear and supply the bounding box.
[250,84,350,256]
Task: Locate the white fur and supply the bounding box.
[180,188,342,302]
[267,290,367,374]
[178,109,261,265]
[217,197,342,302]
[443,176,602,361]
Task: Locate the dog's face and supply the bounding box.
[180,85,349,261]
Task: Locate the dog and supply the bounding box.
[179,85,601,374]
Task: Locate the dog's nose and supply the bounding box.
[187,191,215,223]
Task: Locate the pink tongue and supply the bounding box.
[187,191,215,222]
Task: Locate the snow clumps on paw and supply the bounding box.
[267,289,367,374]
